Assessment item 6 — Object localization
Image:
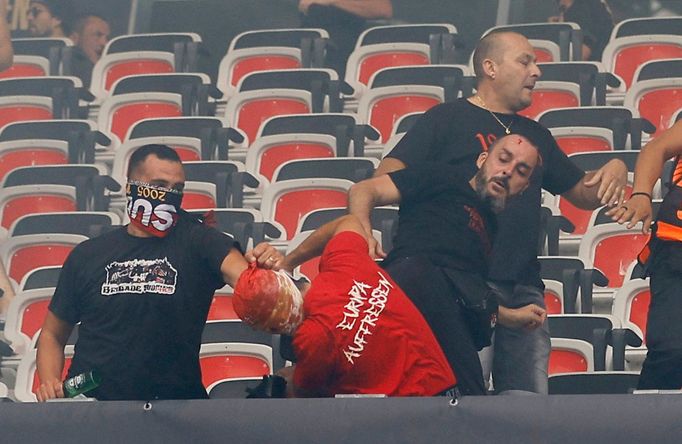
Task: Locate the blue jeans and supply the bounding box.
[486,282,550,394]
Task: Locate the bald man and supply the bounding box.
[355,31,628,395]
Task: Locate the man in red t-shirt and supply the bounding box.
[234,215,545,397]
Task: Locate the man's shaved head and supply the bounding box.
[472,31,523,80]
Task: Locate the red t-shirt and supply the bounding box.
[293,231,457,396]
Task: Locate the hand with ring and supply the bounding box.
[245,242,285,269]
[605,192,653,234]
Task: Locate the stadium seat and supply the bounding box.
[610,17,682,39]
[577,223,650,297]
[9,211,120,238]
[245,133,338,185]
[199,343,273,392]
[0,76,89,119]
[548,371,640,394]
[207,377,263,399]
[218,47,303,96]
[612,278,651,369]
[624,78,682,137]
[0,55,50,79]
[3,288,56,355]
[102,32,202,73]
[256,113,378,157]
[184,160,258,208]
[345,43,432,90]
[0,185,78,231]
[224,89,313,151]
[186,208,281,248]
[536,62,621,106]
[633,58,682,84]
[549,337,594,374]
[97,92,184,143]
[367,64,473,102]
[0,119,111,166]
[90,51,176,99]
[483,22,584,61]
[356,23,457,47]
[11,37,73,76]
[272,157,378,183]
[517,81,581,121]
[537,106,656,150]
[543,279,565,315]
[207,286,238,322]
[14,346,74,402]
[0,233,87,289]
[356,85,444,145]
[601,35,682,89]
[0,139,69,182]
[539,256,608,314]
[259,178,353,241]
[18,266,62,292]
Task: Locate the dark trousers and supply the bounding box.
[383,256,487,396]
[638,250,682,389]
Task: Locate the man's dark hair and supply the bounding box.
[31,0,75,33]
[126,144,182,177]
[71,13,109,36]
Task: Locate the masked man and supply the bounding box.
[36,144,282,401]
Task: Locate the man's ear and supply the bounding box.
[476,151,488,169]
[482,58,496,79]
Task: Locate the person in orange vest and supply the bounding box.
[611,119,682,389]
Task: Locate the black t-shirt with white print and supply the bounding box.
[386,163,497,275]
[387,98,584,287]
[49,213,237,401]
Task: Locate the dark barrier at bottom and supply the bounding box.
[1,395,682,443]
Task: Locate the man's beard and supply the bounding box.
[474,170,509,213]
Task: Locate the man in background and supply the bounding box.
[0,0,13,71]
[69,14,110,87]
[27,0,72,38]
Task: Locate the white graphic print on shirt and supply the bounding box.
[101,257,178,296]
[336,271,393,365]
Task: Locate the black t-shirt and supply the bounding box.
[70,47,94,89]
[387,98,584,287]
[385,163,497,275]
[49,213,237,401]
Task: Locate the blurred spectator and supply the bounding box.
[27,0,73,38]
[0,258,15,320]
[299,0,393,78]
[0,0,12,71]
[549,0,613,61]
[69,14,110,88]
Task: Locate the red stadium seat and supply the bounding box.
[90,51,176,98]
[0,96,53,128]
[3,288,55,354]
[0,185,77,230]
[199,343,272,389]
[602,35,682,89]
[0,140,69,181]
[543,279,564,315]
[207,287,238,322]
[345,43,431,89]
[14,347,75,402]
[518,81,580,121]
[624,78,682,137]
[0,55,49,79]
[218,47,302,96]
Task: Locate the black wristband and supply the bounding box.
[630,192,652,200]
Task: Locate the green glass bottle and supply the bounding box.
[63,370,102,398]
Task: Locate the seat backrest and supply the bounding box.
[104,33,200,55]
[3,287,55,353]
[272,157,378,183]
[260,178,353,240]
[357,85,444,143]
[612,278,651,343]
[350,43,431,87]
[224,89,313,146]
[624,78,682,136]
[578,224,649,289]
[219,47,302,93]
[98,92,184,142]
[245,133,337,183]
[611,17,682,39]
[9,211,120,237]
[0,233,87,285]
[0,139,69,182]
[91,51,176,98]
[543,279,564,315]
[518,81,581,121]
[0,184,77,230]
[602,35,682,89]
[19,266,62,291]
[0,96,53,128]
[549,338,594,375]
[549,127,614,155]
[484,22,582,61]
[207,287,238,321]
[181,181,217,210]
[0,55,50,79]
[356,23,457,47]
[228,28,328,51]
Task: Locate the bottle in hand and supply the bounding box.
[63,370,101,398]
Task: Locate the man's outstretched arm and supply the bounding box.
[347,174,403,257]
[282,215,368,271]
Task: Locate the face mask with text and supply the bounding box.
[126,181,183,238]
